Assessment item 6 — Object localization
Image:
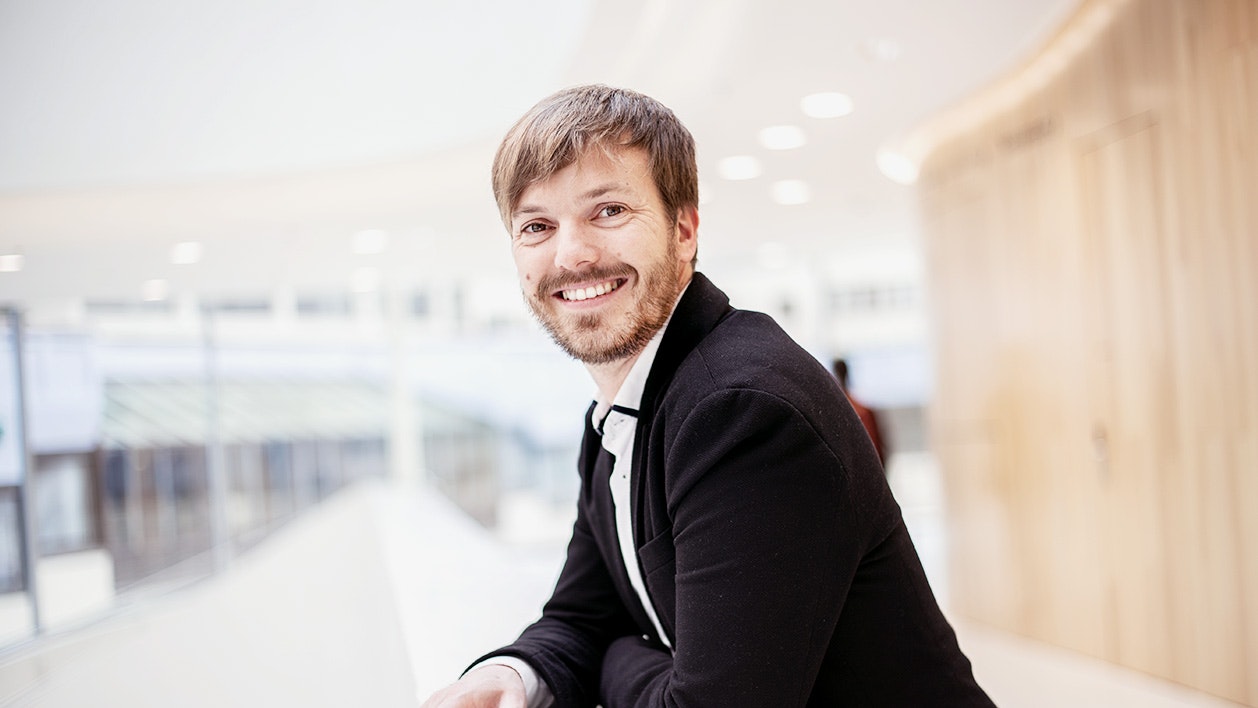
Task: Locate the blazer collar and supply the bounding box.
[640,272,734,413]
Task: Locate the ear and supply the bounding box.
[674,205,699,265]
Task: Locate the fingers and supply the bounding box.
[419,688,520,708]
[418,664,528,708]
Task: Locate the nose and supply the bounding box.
[553,222,600,271]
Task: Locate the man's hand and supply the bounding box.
[420,664,528,708]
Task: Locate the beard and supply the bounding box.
[525,240,680,365]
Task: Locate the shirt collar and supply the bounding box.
[591,281,690,432]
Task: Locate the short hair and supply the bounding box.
[492,84,699,230]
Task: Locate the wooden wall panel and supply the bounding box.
[917,0,1257,703]
[1234,38,1258,706]
[1081,120,1178,679]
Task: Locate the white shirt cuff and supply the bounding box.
[468,656,555,708]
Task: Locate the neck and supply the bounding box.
[586,352,643,405]
[587,268,693,403]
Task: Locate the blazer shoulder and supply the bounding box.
[669,309,840,409]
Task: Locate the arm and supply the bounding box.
[600,389,874,707]
[466,485,639,707]
[461,657,553,707]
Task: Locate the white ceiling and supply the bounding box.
[0,0,1078,309]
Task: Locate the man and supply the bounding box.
[422,85,993,707]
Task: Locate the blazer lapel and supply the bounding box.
[627,272,735,647]
[639,272,734,415]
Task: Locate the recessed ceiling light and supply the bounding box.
[352,229,389,255]
[801,92,854,119]
[0,254,24,272]
[771,179,811,205]
[876,149,919,185]
[170,241,203,265]
[759,125,807,150]
[859,37,902,62]
[143,279,169,302]
[716,155,762,181]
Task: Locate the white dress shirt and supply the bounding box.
[477,297,682,708]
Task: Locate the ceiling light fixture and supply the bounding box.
[142,279,169,302]
[716,155,762,181]
[170,241,203,265]
[801,92,854,119]
[858,37,902,62]
[0,254,24,272]
[876,148,919,185]
[771,180,812,206]
[758,125,807,150]
[352,229,390,255]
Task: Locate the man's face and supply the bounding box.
[509,146,698,365]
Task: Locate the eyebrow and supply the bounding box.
[512,182,627,219]
[577,183,624,201]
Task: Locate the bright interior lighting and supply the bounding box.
[142,279,169,301]
[170,241,203,265]
[352,229,389,255]
[0,254,23,272]
[859,37,902,62]
[758,125,807,150]
[801,92,854,119]
[771,179,811,205]
[351,266,381,293]
[716,155,762,181]
[876,149,919,185]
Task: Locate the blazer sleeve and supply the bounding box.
[599,388,874,707]
[469,483,639,708]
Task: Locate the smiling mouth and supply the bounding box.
[558,278,625,302]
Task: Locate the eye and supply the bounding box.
[515,221,553,242]
[597,204,626,218]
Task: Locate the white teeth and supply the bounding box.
[562,279,620,301]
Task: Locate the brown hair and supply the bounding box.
[492,84,698,231]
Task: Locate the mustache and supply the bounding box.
[536,265,636,295]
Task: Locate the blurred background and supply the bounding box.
[0,0,1254,706]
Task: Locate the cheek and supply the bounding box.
[508,248,533,280]
[513,252,552,296]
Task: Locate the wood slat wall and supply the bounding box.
[915,0,1257,703]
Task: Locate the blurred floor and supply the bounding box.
[0,471,1245,707]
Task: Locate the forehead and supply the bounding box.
[516,145,655,209]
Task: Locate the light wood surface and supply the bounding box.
[915,0,1257,703]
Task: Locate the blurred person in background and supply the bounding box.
[832,357,886,465]
[421,85,992,708]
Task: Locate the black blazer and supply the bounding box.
[474,274,993,707]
